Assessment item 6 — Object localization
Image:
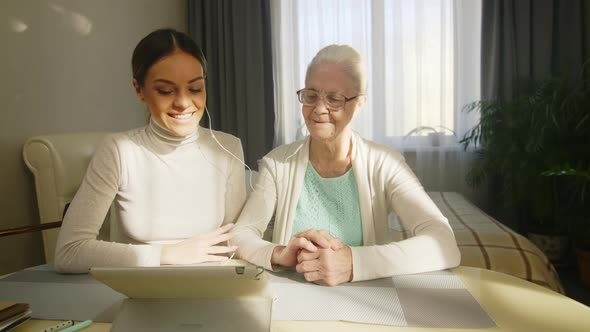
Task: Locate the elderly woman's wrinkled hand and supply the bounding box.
[271,229,344,267]
[295,246,353,286]
[271,236,319,267]
[294,229,343,251]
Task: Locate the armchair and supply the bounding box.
[20,132,110,263]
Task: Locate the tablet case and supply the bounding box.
[90,264,273,332]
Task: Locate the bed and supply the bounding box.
[389,191,564,294]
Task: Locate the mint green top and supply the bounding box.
[292,163,363,246]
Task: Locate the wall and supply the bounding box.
[0,0,187,274]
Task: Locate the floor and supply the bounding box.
[557,265,590,307]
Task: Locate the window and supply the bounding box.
[271,0,481,148]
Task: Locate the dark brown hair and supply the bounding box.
[131,28,207,87]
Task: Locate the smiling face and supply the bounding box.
[133,50,206,137]
[303,62,364,142]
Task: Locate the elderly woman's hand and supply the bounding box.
[271,236,318,267]
[271,229,344,267]
[294,229,344,251]
[295,246,353,286]
[160,223,237,265]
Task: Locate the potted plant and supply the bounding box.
[460,71,590,263]
[542,165,590,286]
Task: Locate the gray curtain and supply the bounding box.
[481,0,588,100]
[187,0,275,169]
[480,0,589,232]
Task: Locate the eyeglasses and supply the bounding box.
[296,89,361,110]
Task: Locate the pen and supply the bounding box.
[42,320,74,332]
[58,320,93,332]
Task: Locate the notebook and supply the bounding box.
[90,264,273,332]
[0,302,31,331]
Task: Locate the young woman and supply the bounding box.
[54,29,246,273]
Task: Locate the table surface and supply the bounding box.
[10,266,590,332]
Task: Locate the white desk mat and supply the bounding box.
[0,265,124,322]
[268,270,496,328]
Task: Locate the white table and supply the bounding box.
[11,266,590,332]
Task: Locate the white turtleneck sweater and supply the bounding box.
[54,118,247,273]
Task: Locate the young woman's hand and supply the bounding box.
[160,223,236,265]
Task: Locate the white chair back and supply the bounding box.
[23,132,110,262]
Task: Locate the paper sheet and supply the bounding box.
[268,270,496,328]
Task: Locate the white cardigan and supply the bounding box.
[234,132,461,281]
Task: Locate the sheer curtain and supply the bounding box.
[271,0,482,201]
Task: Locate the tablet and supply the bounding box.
[90,264,273,332]
[90,263,269,299]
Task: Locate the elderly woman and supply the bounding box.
[234,45,460,286]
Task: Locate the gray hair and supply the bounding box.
[306,44,367,94]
